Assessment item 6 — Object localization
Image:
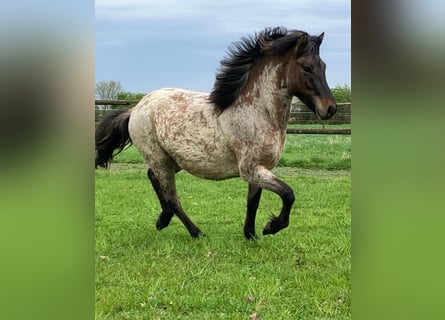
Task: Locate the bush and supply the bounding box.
[331,84,351,102]
[115,91,146,108]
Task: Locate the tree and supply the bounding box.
[331,84,351,103]
[95,80,123,110]
[117,91,145,108]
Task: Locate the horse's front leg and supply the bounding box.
[241,165,295,236]
[244,184,262,240]
[262,177,295,235]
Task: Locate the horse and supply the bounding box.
[95,26,337,240]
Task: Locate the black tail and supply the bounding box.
[95,108,132,169]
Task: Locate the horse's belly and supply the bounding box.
[183,162,239,180]
[166,143,240,180]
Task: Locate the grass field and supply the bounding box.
[95,134,351,319]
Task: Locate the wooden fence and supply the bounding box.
[290,102,350,125]
[95,100,351,134]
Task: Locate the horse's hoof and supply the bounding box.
[156,212,173,230]
[156,219,167,230]
[190,230,206,238]
[156,222,165,231]
[262,221,273,235]
[263,216,288,235]
[244,232,258,240]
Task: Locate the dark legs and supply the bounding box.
[244,184,262,240]
[241,165,295,238]
[147,169,174,230]
[262,178,295,235]
[147,168,203,238]
[147,163,294,239]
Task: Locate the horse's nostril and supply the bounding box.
[327,105,336,117]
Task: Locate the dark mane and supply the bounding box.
[209,26,310,112]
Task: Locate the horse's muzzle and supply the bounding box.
[315,97,337,120]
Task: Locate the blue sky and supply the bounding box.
[95,0,350,94]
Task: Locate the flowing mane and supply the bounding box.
[209,26,317,112]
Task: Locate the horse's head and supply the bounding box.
[284,32,337,120]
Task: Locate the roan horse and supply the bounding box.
[95,27,337,239]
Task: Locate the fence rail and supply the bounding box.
[95,100,351,134]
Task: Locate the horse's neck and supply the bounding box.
[239,62,292,129]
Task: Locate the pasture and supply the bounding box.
[95,133,351,319]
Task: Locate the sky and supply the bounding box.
[95,0,350,94]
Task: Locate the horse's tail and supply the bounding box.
[95,108,133,169]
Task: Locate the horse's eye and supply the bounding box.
[302,65,313,73]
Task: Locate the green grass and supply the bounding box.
[278,134,351,170]
[112,133,352,171]
[95,165,351,319]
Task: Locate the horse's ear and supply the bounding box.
[317,32,325,45]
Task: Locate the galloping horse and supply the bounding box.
[95,27,337,239]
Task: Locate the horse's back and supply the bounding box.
[128,88,239,180]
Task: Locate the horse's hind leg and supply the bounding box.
[147,169,174,230]
[148,164,204,238]
[171,199,205,238]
